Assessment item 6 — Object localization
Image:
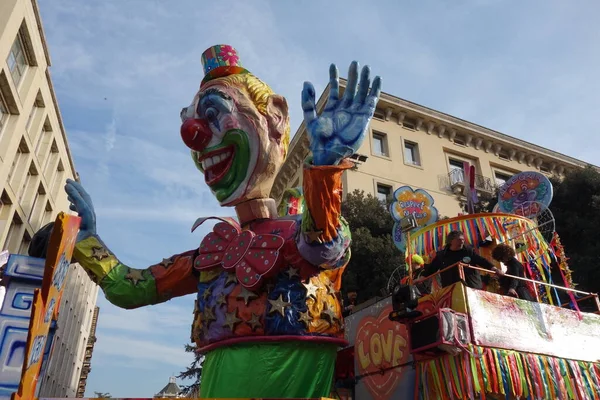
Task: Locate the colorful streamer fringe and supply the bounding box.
[417,346,600,400]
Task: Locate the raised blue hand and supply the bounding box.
[302,61,382,166]
[64,179,97,242]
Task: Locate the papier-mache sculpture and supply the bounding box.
[65,44,381,398]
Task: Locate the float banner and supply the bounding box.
[12,212,80,400]
[466,287,600,363]
[343,297,415,400]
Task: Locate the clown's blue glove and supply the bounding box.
[302,61,382,166]
[65,179,97,242]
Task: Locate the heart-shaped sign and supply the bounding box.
[355,304,411,399]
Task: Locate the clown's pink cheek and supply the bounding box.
[222,115,240,131]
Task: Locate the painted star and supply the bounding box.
[302,281,319,299]
[216,293,227,307]
[125,269,145,286]
[237,286,258,305]
[203,306,216,326]
[224,309,242,332]
[305,230,324,244]
[202,287,212,301]
[298,310,312,327]
[268,294,291,317]
[159,258,174,268]
[325,284,336,295]
[286,266,299,279]
[320,303,339,325]
[225,272,238,286]
[247,313,262,331]
[91,246,110,261]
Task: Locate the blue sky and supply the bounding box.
[36,0,600,397]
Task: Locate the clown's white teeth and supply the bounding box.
[202,152,231,170]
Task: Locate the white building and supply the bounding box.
[0,0,98,397]
[36,264,99,397]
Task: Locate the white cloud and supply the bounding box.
[98,302,192,334]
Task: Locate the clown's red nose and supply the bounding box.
[180,118,212,152]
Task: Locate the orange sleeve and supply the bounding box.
[301,158,353,243]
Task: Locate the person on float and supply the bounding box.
[64,44,381,398]
[423,230,503,289]
[491,244,535,301]
[401,254,431,295]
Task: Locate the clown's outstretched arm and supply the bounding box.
[65,179,198,309]
[297,62,381,267]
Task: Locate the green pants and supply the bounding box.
[200,341,338,398]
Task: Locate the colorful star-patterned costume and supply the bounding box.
[68,43,382,398]
[73,160,353,397]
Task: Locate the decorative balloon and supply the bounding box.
[389,186,439,252]
[497,171,553,217]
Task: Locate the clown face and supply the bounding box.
[181,75,289,206]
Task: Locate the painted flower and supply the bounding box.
[218,45,239,65]
[203,56,220,72]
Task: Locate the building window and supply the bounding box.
[376,183,392,203]
[498,150,510,161]
[403,140,421,166]
[453,134,466,146]
[494,171,512,187]
[449,158,466,185]
[18,231,31,255]
[7,32,29,86]
[0,92,8,133]
[372,132,389,157]
[3,213,23,253]
[402,117,417,130]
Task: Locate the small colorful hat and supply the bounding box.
[201,44,249,86]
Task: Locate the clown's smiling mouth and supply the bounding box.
[199,146,235,185]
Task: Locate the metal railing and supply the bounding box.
[412,261,600,314]
[439,169,496,193]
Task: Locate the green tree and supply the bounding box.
[177,343,203,396]
[550,165,600,294]
[341,190,404,303]
[93,392,111,398]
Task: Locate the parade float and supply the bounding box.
[336,171,600,400]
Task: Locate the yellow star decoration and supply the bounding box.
[237,286,258,305]
[124,269,145,286]
[304,230,324,244]
[91,246,110,261]
[224,309,242,332]
[216,292,227,307]
[225,272,238,286]
[320,302,339,326]
[286,266,300,279]
[247,313,262,331]
[202,287,213,301]
[268,294,291,317]
[159,258,174,268]
[302,280,319,299]
[203,306,216,326]
[298,310,312,327]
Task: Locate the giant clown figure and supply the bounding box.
[65,45,381,398]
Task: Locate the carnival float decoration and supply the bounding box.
[337,171,600,400]
[63,44,382,398]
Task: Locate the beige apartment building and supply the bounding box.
[0,0,99,398]
[272,80,590,218]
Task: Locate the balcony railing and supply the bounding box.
[439,169,495,194]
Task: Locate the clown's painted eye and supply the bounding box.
[205,107,218,121]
